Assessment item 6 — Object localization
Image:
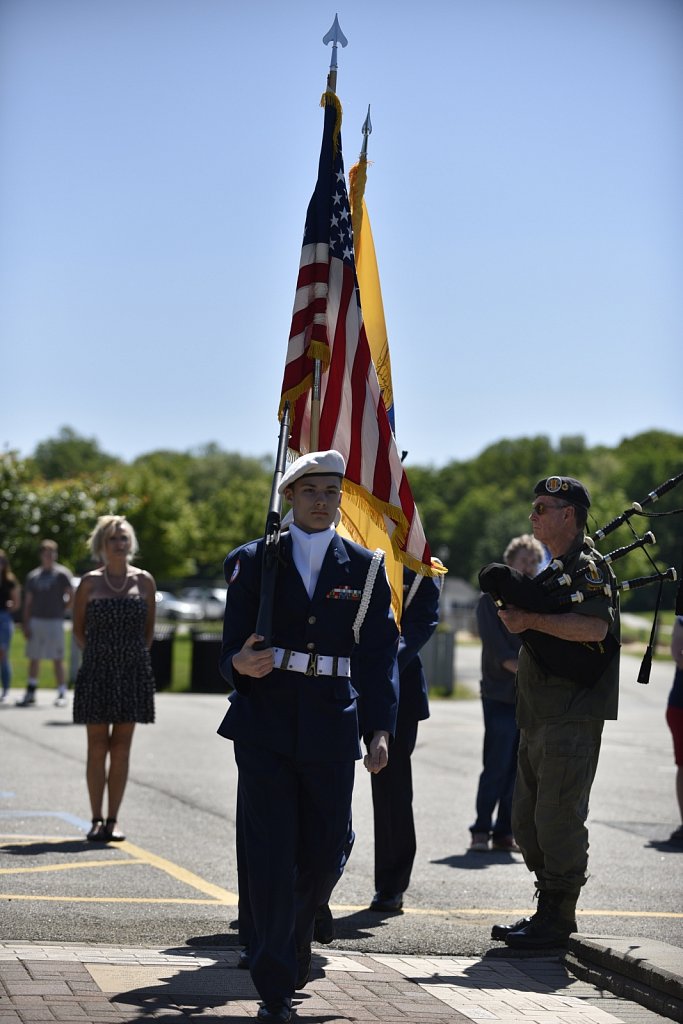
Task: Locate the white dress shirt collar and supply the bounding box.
[289,523,335,599]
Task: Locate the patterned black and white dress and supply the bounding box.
[73,598,155,724]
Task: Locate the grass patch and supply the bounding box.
[429,680,478,701]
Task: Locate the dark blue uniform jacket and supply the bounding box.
[217,531,399,762]
[397,568,441,722]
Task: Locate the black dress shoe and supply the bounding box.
[296,944,311,989]
[490,916,532,941]
[313,903,335,944]
[237,948,250,969]
[369,891,403,912]
[504,917,575,949]
[256,998,292,1022]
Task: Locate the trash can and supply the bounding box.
[190,631,225,693]
[151,625,176,691]
[421,629,455,695]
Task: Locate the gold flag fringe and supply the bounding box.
[348,158,367,249]
[320,91,343,153]
[337,477,446,578]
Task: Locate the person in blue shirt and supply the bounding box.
[217,450,398,1024]
[470,534,544,853]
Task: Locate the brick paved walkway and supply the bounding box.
[0,943,670,1023]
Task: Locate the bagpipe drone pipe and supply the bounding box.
[478,471,683,687]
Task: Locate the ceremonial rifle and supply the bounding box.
[254,402,291,650]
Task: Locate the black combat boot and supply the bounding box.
[504,890,578,949]
[491,889,548,941]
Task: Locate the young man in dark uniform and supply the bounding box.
[217,450,398,1023]
[494,476,620,949]
[368,565,441,912]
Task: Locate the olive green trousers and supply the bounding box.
[512,717,604,894]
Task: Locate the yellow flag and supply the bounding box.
[349,160,395,427]
[341,156,404,624]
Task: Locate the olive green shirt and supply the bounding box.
[516,534,620,727]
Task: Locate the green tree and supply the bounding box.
[30,426,121,480]
[193,477,272,578]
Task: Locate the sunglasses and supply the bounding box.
[531,501,571,516]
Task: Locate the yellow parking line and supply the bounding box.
[0,859,147,875]
[0,834,238,905]
[0,894,229,904]
[2,835,679,919]
[329,904,683,920]
[118,840,238,904]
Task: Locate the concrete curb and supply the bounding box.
[565,935,683,1023]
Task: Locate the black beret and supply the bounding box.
[534,476,591,509]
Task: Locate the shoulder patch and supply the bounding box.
[583,563,606,588]
[229,559,241,584]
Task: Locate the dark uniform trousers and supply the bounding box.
[371,708,419,895]
[235,741,355,1001]
[218,532,398,1005]
[513,717,603,893]
[370,568,440,896]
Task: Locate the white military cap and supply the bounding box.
[278,450,346,494]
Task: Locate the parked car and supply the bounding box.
[179,587,227,620]
[155,591,203,622]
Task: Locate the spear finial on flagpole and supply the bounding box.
[323,14,347,94]
[360,105,372,160]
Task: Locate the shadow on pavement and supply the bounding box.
[186,933,239,947]
[108,950,341,1024]
[1,839,95,856]
[328,908,399,940]
[431,850,520,869]
[644,839,683,853]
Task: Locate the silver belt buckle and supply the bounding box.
[306,652,319,677]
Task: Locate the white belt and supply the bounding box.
[272,647,351,678]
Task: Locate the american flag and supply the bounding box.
[280,92,436,575]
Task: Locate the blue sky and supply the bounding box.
[2,0,681,470]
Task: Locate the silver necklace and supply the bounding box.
[104,568,129,594]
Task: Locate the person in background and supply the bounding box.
[368,565,442,912]
[72,516,156,844]
[666,616,683,846]
[18,540,73,707]
[0,550,21,702]
[470,534,544,853]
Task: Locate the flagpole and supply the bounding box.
[322,14,347,98]
[309,15,349,450]
[360,104,372,160]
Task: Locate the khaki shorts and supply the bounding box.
[25,618,65,660]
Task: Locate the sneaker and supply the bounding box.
[54,695,68,708]
[0,691,8,703]
[16,692,37,707]
[469,831,490,852]
[492,834,521,852]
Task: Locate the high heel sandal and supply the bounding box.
[87,818,105,841]
[104,818,125,842]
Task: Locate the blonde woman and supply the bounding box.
[73,516,156,842]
